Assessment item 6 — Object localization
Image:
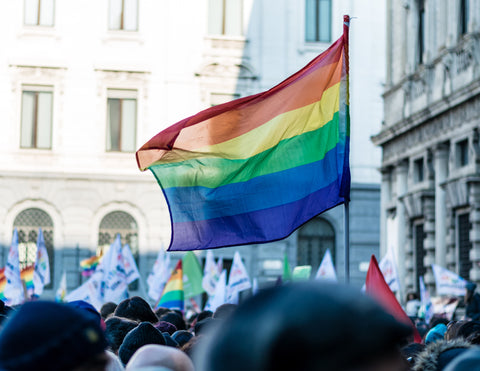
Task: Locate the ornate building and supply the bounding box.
[0,0,384,301]
[372,0,480,296]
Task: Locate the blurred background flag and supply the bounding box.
[33,228,51,296]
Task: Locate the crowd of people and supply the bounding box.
[1,281,480,370]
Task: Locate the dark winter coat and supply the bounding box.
[466,292,480,320]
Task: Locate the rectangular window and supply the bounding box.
[20,88,53,149]
[414,223,426,289]
[109,0,138,31]
[107,90,137,152]
[305,0,331,43]
[459,0,469,35]
[458,213,472,280]
[417,0,425,65]
[413,158,424,183]
[24,0,55,26]
[208,0,243,36]
[456,139,469,167]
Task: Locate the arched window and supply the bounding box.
[98,211,139,289]
[297,218,335,274]
[13,208,54,289]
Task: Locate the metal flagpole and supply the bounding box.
[344,201,350,283]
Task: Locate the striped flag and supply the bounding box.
[20,266,35,296]
[0,268,7,302]
[136,17,351,251]
[55,270,67,302]
[4,229,24,305]
[156,260,184,311]
[80,255,102,277]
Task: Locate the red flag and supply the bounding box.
[365,255,422,343]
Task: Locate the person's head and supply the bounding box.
[430,317,449,330]
[212,304,237,320]
[465,282,477,303]
[407,292,419,302]
[118,322,166,365]
[155,320,178,335]
[413,339,473,371]
[401,343,426,368]
[114,296,158,323]
[100,302,118,320]
[197,310,213,323]
[68,300,102,324]
[455,321,480,340]
[125,344,194,371]
[105,316,139,354]
[195,282,412,371]
[172,330,194,347]
[425,324,447,345]
[159,311,186,331]
[445,321,467,341]
[443,347,480,371]
[155,307,171,318]
[0,301,107,371]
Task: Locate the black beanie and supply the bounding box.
[0,301,106,371]
[114,296,158,323]
[118,322,166,365]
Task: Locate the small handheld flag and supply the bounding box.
[156,260,184,311]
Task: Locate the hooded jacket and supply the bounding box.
[413,339,473,371]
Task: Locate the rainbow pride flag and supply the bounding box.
[80,255,102,277]
[20,265,35,295]
[137,17,351,251]
[156,260,184,310]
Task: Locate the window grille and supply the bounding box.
[98,211,139,289]
[13,208,54,289]
[297,218,335,274]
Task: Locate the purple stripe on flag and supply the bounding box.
[168,178,348,251]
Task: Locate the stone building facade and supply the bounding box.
[372,0,480,296]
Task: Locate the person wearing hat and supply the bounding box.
[0,301,108,371]
[465,282,480,320]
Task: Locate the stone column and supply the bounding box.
[435,145,448,267]
[396,160,409,296]
[380,168,392,257]
[469,182,480,282]
[423,195,436,293]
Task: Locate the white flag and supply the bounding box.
[432,264,467,296]
[99,235,129,303]
[147,248,171,300]
[419,276,434,323]
[55,270,67,302]
[378,248,400,292]
[204,269,227,312]
[202,250,219,296]
[226,252,251,300]
[65,277,102,309]
[33,228,51,296]
[122,243,140,284]
[4,229,24,306]
[315,249,337,282]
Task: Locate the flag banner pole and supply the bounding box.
[344,201,350,283]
